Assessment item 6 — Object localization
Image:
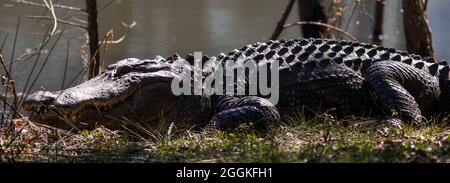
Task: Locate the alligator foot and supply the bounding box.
[366,61,438,124]
[207,96,281,131]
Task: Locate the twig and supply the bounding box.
[270,0,296,40]
[11,0,85,12]
[26,15,87,29]
[108,21,137,44]
[283,21,357,41]
[93,23,136,73]
[0,55,19,119]
[42,0,58,35]
[98,29,114,73]
[29,0,50,25]
[70,15,88,25]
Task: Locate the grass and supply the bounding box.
[1,116,450,163]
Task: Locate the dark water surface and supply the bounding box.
[0,0,448,94]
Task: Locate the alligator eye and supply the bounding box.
[115,65,132,76]
[130,75,139,81]
[105,65,115,71]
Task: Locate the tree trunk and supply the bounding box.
[372,0,385,45]
[297,0,328,38]
[86,0,100,78]
[402,0,435,58]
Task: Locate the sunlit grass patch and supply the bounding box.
[1,117,450,163]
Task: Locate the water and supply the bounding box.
[0,0,449,95]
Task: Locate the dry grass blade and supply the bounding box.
[1,18,20,123]
[0,55,20,119]
[9,17,20,72]
[64,67,86,88]
[17,28,51,111]
[24,28,65,99]
[95,29,115,74]
[61,40,69,90]
[0,33,8,53]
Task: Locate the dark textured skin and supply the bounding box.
[23,38,450,131]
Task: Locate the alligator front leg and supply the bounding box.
[207,95,281,130]
[366,61,440,124]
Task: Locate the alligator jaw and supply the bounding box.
[24,79,158,127]
[23,58,179,129]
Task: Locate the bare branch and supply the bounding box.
[26,15,87,29]
[271,0,296,40]
[284,21,357,41]
[104,21,137,44]
[11,0,85,12]
[42,0,58,35]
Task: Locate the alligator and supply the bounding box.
[23,38,450,131]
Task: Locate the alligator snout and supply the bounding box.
[23,91,58,111]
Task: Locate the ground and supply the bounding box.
[1,115,450,163]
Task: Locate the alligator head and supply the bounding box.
[23,57,193,130]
